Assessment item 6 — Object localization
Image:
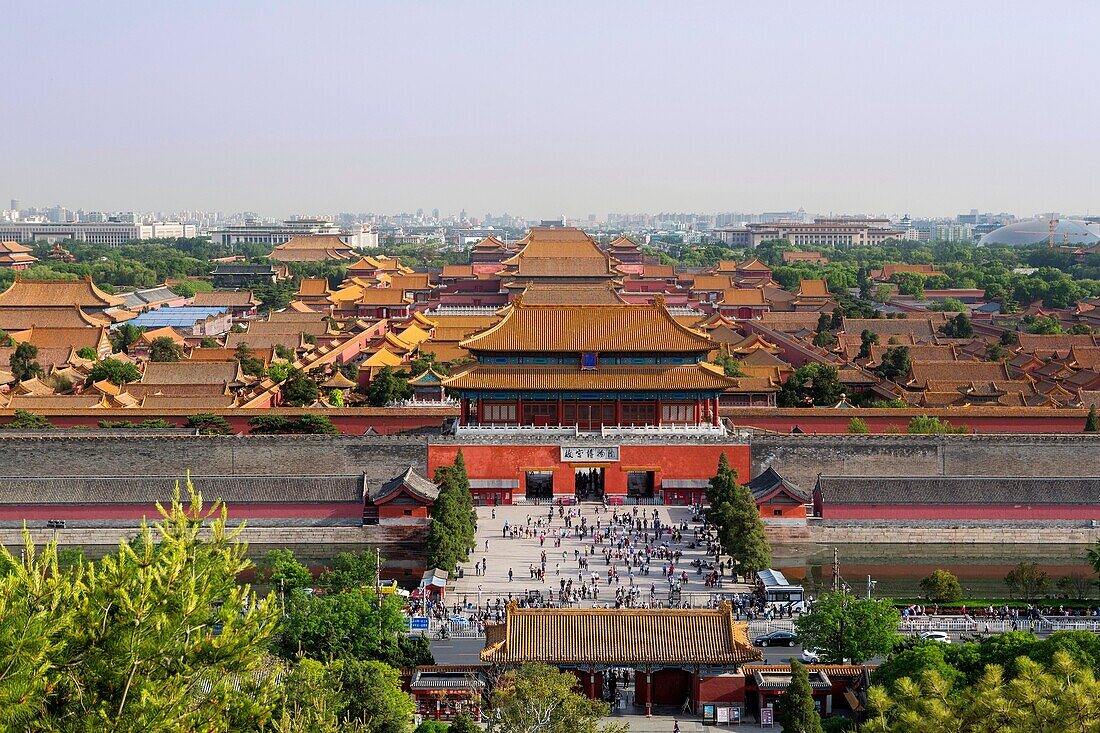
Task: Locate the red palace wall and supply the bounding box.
[428,443,750,503]
[822,504,1100,520]
[697,673,748,707]
[0,503,363,521]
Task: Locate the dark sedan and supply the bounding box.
[753,630,800,647]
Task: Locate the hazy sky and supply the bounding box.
[7,1,1099,219]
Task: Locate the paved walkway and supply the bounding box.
[449,503,753,615]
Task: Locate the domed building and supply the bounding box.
[979,218,1100,247]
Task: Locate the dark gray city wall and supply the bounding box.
[8,433,1100,509]
[751,434,1100,492]
[0,434,428,487]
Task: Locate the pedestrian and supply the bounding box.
[508,568,513,582]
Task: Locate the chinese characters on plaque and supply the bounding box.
[560,446,621,462]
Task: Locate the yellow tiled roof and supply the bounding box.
[797,279,830,298]
[362,348,404,367]
[0,277,124,308]
[297,278,331,297]
[720,288,768,306]
[480,604,761,665]
[460,302,714,354]
[442,363,739,391]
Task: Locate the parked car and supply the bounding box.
[754,630,799,647]
[919,631,952,643]
[800,648,850,664]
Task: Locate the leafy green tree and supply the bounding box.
[75,346,98,360]
[200,336,220,348]
[168,280,214,298]
[795,591,900,664]
[88,357,141,385]
[276,657,414,733]
[940,312,974,338]
[9,341,43,381]
[871,640,963,692]
[857,329,879,359]
[0,329,11,347]
[705,454,770,576]
[1086,405,1099,432]
[266,361,292,383]
[1004,562,1049,601]
[873,346,911,381]
[779,363,844,407]
[109,322,144,353]
[487,663,624,733]
[292,414,338,434]
[248,415,291,434]
[813,330,838,348]
[318,549,379,593]
[185,413,233,435]
[847,417,870,434]
[235,343,266,377]
[329,388,345,407]
[448,714,481,733]
[2,409,52,430]
[1068,324,1094,335]
[331,659,416,733]
[276,589,408,663]
[0,481,282,731]
[929,297,967,312]
[777,660,824,733]
[918,569,963,603]
[713,354,746,377]
[274,343,295,361]
[893,272,925,298]
[366,366,412,406]
[148,335,184,362]
[906,415,968,434]
[281,368,320,406]
[986,342,1007,362]
[259,548,314,594]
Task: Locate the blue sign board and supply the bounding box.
[410,617,429,630]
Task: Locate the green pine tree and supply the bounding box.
[776,660,824,733]
[705,454,771,577]
[1086,405,1099,433]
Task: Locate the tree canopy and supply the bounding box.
[705,453,771,575]
[795,591,900,664]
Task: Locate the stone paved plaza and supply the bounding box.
[449,503,753,615]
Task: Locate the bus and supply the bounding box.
[756,569,807,612]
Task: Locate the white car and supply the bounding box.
[800,648,822,664]
[919,631,952,643]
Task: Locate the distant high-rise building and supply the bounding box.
[9,199,19,213]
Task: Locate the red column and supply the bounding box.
[713,397,721,426]
[460,398,469,425]
[646,672,653,717]
[557,397,565,426]
[615,397,622,426]
[693,400,700,425]
[656,399,663,426]
[476,398,483,424]
[516,396,524,426]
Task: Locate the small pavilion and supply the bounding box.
[480,602,762,716]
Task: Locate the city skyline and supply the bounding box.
[7,2,1100,218]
